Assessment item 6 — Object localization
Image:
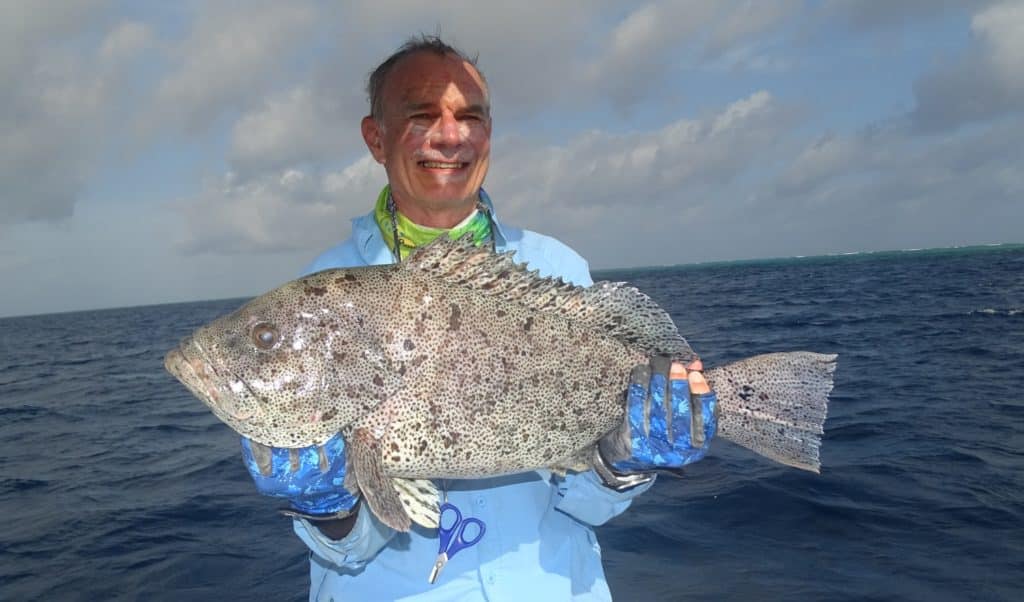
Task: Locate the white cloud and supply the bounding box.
[0,7,136,224]
[481,91,803,264]
[3,1,1022,318]
[171,155,384,255]
[230,82,367,173]
[911,1,1024,131]
[99,21,154,63]
[972,1,1024,87]
[152,0,317,130]
[822,0,994,31]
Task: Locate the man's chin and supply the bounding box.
[414,183,481,206]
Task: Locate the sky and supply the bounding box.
[2,1,1022,318]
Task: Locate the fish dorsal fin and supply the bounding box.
[404,235,696,360]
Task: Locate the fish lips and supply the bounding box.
[164,342,262,425]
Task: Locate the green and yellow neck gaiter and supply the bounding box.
[374,185,493,261]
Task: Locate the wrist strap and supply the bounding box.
[592,446,655,491]
[280,500,359,522]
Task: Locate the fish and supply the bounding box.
[165,235,836,532]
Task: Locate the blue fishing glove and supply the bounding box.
[599,357,718,475]
[240,432,359,520]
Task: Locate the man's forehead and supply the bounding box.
[385,52,488,103]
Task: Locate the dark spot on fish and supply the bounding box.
[448,303,462,332]
[397,364,407,376]
[304,286,328,296]
[344,274,358,282]
[390,442,400,452]
[322,409,336,421]
[739,385,755,402]
[464,450,472,460]
[403,339,415,351]
[418,440,428,454]
[496,309,507,318]
[759,392,769,401]
[523,316,534,332]
[522,432,530,441]
[391,455,401,462]
[332,351,348,362]
[373,374,384,387]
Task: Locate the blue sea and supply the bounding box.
[2,245,1022,601]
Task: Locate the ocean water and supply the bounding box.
[1,245,1022,601]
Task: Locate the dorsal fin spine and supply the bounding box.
[402,234,696,360]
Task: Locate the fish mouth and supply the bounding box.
[164,342,260,422]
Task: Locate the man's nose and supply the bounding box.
[432,112,462,146]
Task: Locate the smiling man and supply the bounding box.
[360,47,492,232]
[239,35,716,601]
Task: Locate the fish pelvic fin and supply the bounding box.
[348,428,412,532]
[393,478,440,529]
[706,352,837,474]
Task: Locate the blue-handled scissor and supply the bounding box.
[427,502,486,584]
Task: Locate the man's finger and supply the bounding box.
[688,370,711,395]
[668,362,688,380]
[686,358,703,372]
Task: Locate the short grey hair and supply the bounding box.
[366,34,488,121]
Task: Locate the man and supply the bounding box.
[241,36,716,600]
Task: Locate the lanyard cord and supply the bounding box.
[385,190,497,263]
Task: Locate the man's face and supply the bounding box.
[361,52,491,226]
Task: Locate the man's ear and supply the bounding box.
[361,116,386,164]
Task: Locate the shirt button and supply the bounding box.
[476,497,486,507]
[487,574,496,585]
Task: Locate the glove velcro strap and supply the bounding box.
[592,446,655,491]
[279,500,360,522]
[280,507,357,522]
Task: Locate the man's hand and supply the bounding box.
[241,433,359,520]
[599,357,717,473]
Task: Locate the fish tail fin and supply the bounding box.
[705,352,837,473]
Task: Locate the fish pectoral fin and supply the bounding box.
[393,478,440,529]
[348,428,413,532]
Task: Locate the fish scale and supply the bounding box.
[365,266,642,480]
[166,235,837,532]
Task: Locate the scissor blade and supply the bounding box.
[427,554,448,584]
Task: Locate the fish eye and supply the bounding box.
[251,323,280,350]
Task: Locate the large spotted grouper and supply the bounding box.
[165,236,836,532]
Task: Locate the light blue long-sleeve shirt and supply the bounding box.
[292,198,654,601]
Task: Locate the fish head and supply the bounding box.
[165,273,387,448]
